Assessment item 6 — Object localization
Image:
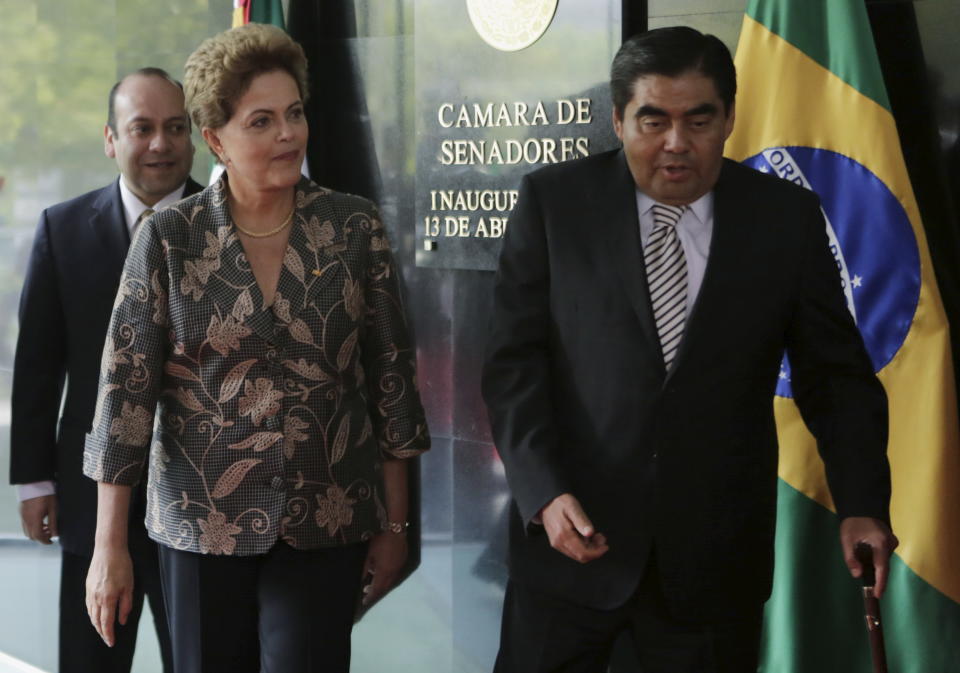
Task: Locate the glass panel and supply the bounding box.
[916,0,960,172]
[0,542,60,670]
[346,1,618,669]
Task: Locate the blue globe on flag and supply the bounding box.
[743,147,920,398]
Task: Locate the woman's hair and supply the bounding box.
[184,23,308,132]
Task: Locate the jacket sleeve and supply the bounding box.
[785,194,891,523]
[361,204,430,459]
[83,219,169,486]
[10,210,67,484]
[481,173,570,528]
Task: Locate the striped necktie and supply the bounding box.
[134,208,154,229]
[644,204,687,370]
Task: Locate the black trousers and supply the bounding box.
[158,540,367,673]
[59,542,173,673]
[494,560,762,673]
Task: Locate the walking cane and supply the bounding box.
[854,542,889,673]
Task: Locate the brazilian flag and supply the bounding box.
[725,1,960,671]
[232,0,285,29]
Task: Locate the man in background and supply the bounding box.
[10,67,200,673]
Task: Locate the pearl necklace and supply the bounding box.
[233,207,295,238]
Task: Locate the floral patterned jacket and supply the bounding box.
[84,176,429,555]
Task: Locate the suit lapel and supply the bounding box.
[90,177,203,273]
[88,179,130,276]
[196,178,279,344]
[201,177,344,343]
[183,177,204,198]
[603,152,665,376]
[274,180,345,326]
[669,161,754,375]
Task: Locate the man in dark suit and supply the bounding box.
[10,67,200,673]
[482,27,898,673]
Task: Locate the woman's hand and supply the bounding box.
[85,545,134,647]
[361,459,409,607]
[361,530,408,607]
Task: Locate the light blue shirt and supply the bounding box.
[636,190,714,309]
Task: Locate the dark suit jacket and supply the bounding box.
[482,150,890,621]
[10,176,202,557]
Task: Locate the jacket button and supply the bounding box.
[270,476,286,491]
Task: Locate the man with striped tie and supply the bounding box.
[10,68,200,673]
[482,26,896,673]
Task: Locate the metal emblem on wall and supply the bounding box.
[415,0,622,270]
[466,0,559,52]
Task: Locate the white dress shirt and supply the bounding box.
[119,177,186,234]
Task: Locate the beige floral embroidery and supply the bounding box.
[272,291,292,323]
[150,441,170,475]
[89,451,105,482]
[113,279,131,310]
[283,415,309,459]
[232,289,254,322]
[304,217,336,252]
[203,227,226,259]
[314,486,355,536]
[206,314,252,356]
[369,260,391,282]
[92,384,120,431]
[342,279,364,321]
[170,386,204,412]
[101,336,120,375]
[198,511,242,555]
[180,262,204,301]
[148,489,164,534]
[237,378,284,426]
[109,402,153,446]
[180,257,221,301]
[296,185,331,211]
[211,179,228,206]
[151,270,168,326]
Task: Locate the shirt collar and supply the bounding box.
[636,189,714,229]
[118,177,187,232]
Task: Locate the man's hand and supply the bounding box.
[840,516,898,598]
[540,493,609,564]
[85,545,134,647]
[20,495,58,544]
